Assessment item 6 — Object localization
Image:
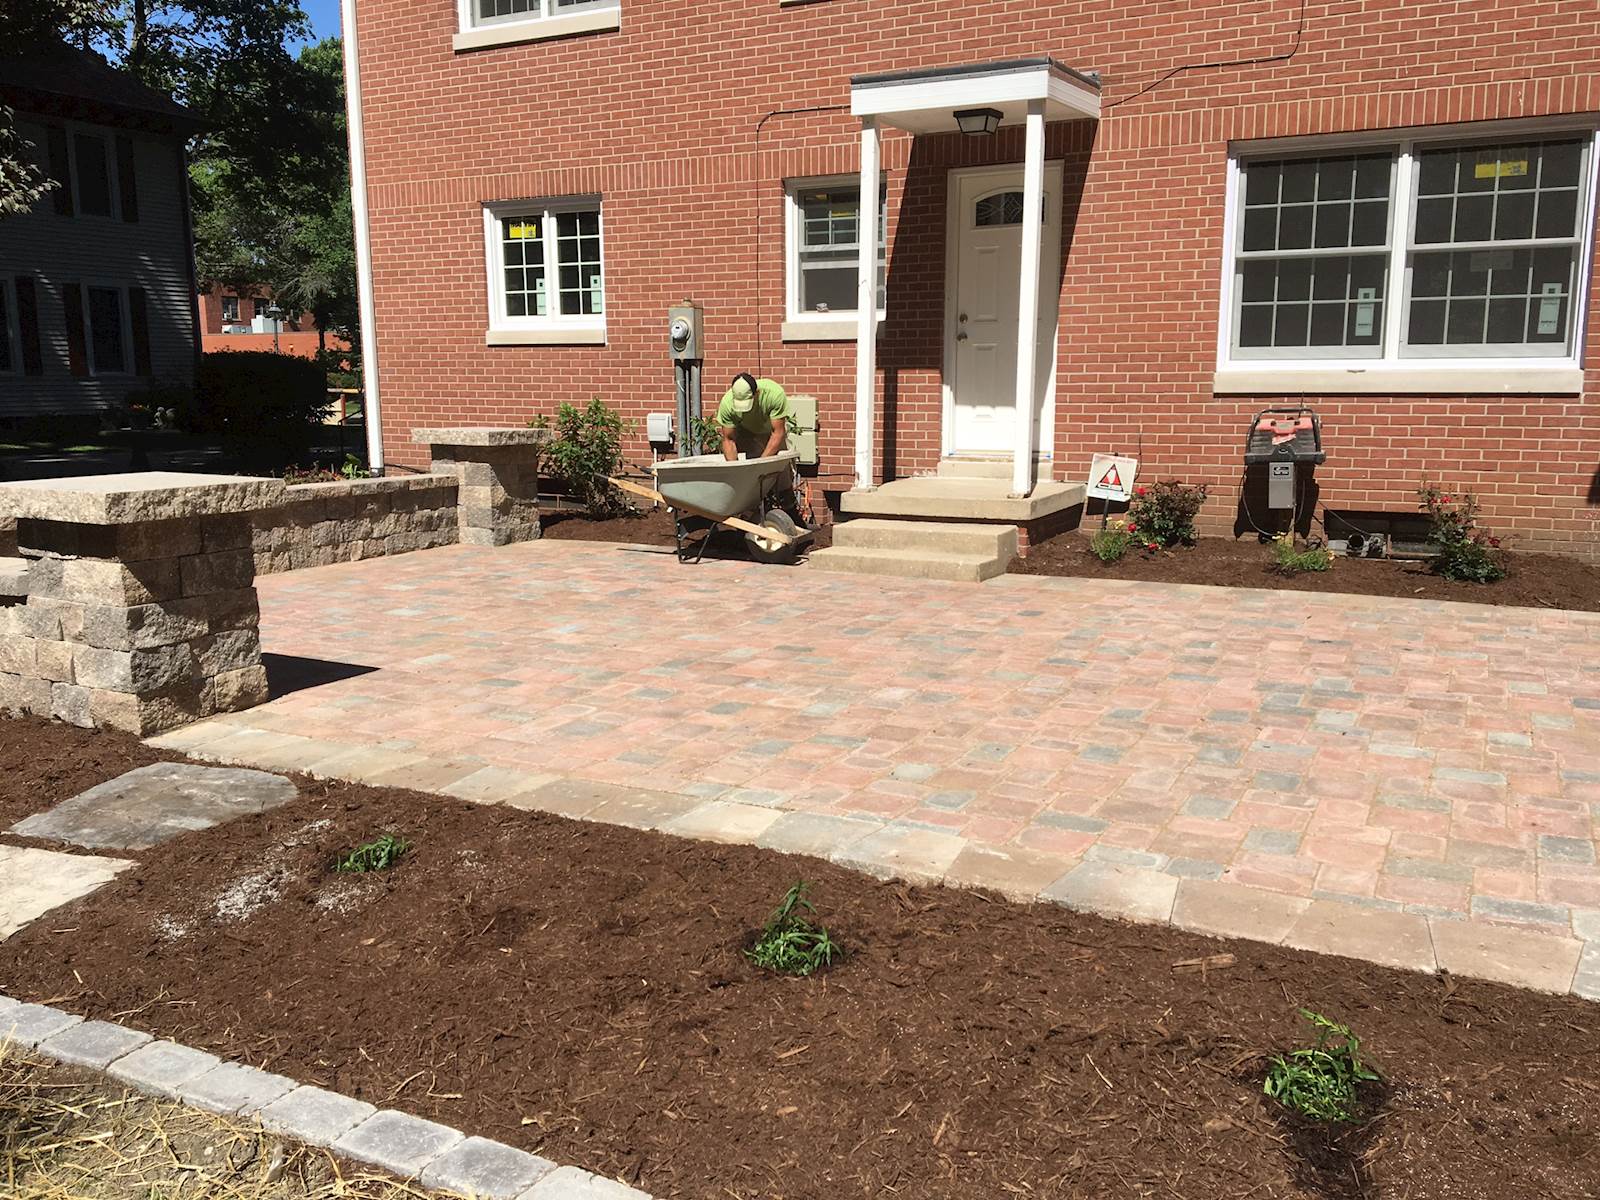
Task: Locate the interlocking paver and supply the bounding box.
[1042,862,1179,925]
[334,1109,465,1178]
[108,1040,222,1097]
[1429,919,1584,993]
[257,1085,377,1145]
[174,542,1600,995]
[420,1135,556,1199]
[1283,900,1435,972]
[519,1166,651,1200]
[37,1019,151,1069]
[661,800,783,844]
[1,1002,83,1048]
[1173,880,1310,944]
[832,823,966,884]
[180,1061,297,1116]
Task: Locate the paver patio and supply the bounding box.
[151,539,1600,993]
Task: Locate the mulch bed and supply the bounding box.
[2,723,1597,1199]
[1014,533,1600,611]
[541,505,833,552]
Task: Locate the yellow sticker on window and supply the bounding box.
[508,221,537,239]
[1474,159,1529,180]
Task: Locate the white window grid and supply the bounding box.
[462,0,616,29]
[1218,118,1600,373]
[482,198,605,333]
[82,282,133,377]
[784,174,887,323]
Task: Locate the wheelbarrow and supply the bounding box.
[607,450,813,564]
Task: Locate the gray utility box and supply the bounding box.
[668,303,703,361]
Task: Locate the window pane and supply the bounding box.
[1278,205,1312,249]
[1446,297,1486,344]
[1313,202,1351,248]
[1280,160,1317,203]
[975,191,1025,226]
[1244,160,1279,205]
[1235,254,1386,352]
[1494,190,1534,240]
[1238,304,1273,347]
[1241,152,1392,252]
[1408,247,1576,348]
[478,0,537,21]
[1274,303,1310,346]
[1408,299,1445,344]
[87,287,124,373]
[795,183,886,313]
[1454,194,1493,241]
[1413,138,1585,247]
[1535,188,1578,238]
[555,208,603,316]
[1241,207,1277,252]
[501,215,546,317]
[74,134,112,216]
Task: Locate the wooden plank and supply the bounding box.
[606,476,795,547]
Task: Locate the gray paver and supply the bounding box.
[37,1019,152,1069]
[10,761,296,850]
[334,1109,465,1178]
[519,1166,651,1200]
[257,1086,377,1146]
[420,1135,556,1199]
[1041,862,1179,925]
[180,1061,297,1116]
[0,1002,83,1048]
[108,1040,224,1097]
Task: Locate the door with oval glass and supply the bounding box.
[947,162,1064,456]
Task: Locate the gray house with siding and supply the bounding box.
[0,42,203,422]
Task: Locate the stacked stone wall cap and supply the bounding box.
[412,427,549,447]
[0,473,287,525]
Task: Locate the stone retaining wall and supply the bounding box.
[252,474,458,576]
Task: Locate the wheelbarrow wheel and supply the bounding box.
[745,510,799,565]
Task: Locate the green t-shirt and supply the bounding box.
[716,378,792,437]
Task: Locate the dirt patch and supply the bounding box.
[0,715,173,835]
[1,722,1596,1200]
[542,504,832,552]
[1014,533,1600,611]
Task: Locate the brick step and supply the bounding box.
[830,518,1018,558]
[807,546,1008,583]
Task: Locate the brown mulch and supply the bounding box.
[0,715,173,835]
[1013,533,1600,611]
[540,505,833,552]
[2,724,1597,1199]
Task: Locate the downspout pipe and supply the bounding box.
[340,0,384,473]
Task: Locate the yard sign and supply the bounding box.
[1086,453,1139,503]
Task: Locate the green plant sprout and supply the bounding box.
[746,881,840,976]
[334,834,410,874]
[1270,534,1333,574]
[1263,1009,1380,1122]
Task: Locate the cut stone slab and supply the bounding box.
[334,1109,465,1178]
[661,799,784,845]
[180,1061,296,1116]
[1283,900,1436,973]
[420,1135,556,1199]
[0,472,285,525]
[413,427,549,447]
[756,812,880,859]
[1173,880,1311,945]
[0,555,28,597]
[942,844,1076,901]
[441,765,555,804]
[523,778,646,820]
[12,761,296,850]
[257,1086,378,1146]
[1429,918,1584,994]
[584,788,702,832]
[109,1040,223,1098]
[519,1166,651,1200]
[832,823,966,884]
[0,845,134,937]
[1041,861,1180,925]
[0,1002,83,1048]
[38,1019,152,1069]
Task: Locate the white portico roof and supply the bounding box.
[849,56,1101,134]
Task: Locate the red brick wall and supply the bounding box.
[354,0,1600,557]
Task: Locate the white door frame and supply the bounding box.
[940,159,1064,461]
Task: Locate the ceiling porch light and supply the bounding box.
[954,107,1002,137]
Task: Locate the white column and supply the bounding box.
[853,117,881,492]
[1010,98,1046,498]
[341,0,384,473]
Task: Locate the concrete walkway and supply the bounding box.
[151,540,1600,998]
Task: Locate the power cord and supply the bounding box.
[1104,0,1310,113]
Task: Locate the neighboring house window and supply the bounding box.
[785,177,887,323]
[85,285,129,375]
[1224,125,1598,372]
[72,132,115,217]
[0,278,17,374]
[482,199,605,341]
[221,295,241,322]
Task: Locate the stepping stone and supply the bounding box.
[10,761,296,850]
[0,845,133,938]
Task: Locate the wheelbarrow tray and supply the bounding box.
[651,451,800,519]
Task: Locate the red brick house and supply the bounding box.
[195,283,345,358]
[340,0,1600,558]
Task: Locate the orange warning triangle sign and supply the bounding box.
[1098,465,1122,489]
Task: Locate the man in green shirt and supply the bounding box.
[715,373,793,461]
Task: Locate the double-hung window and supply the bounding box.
[784,176,887,340]
[221,295,241,323]
[454,0,619,50]
[0,278,18,375]
[483,199,605,344]
[1219,122,1598,392]
[85,284,130,375]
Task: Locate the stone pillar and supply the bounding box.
[413,427,548,547]
[0,473,286,736]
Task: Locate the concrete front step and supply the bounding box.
[841,476,1086,522]
[831,518,1018,558]
[808,546,1008,583]
[936,458,1015,479]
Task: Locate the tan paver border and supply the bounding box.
[148,718,1600,1002]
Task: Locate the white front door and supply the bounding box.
[946,162,1064,456]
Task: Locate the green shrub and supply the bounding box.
[334,834,410,874]
[688,413,723,455]
[1090,526,1132,563]
[532,399,632,517]
[1271,535,1333,574]
[1126,480,1208,550]
[1419,485,1506,583]
[1264,1009,1380,1123]
[195,351,330,469]
[746,881,840,977]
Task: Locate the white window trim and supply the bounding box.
[1215,115,1599,395]
[453,0,619,51]
[481,197,606,346]
[82,281,134,377]
[783,173,887,342]
[67,125,122,222]
[0,276,20,375]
